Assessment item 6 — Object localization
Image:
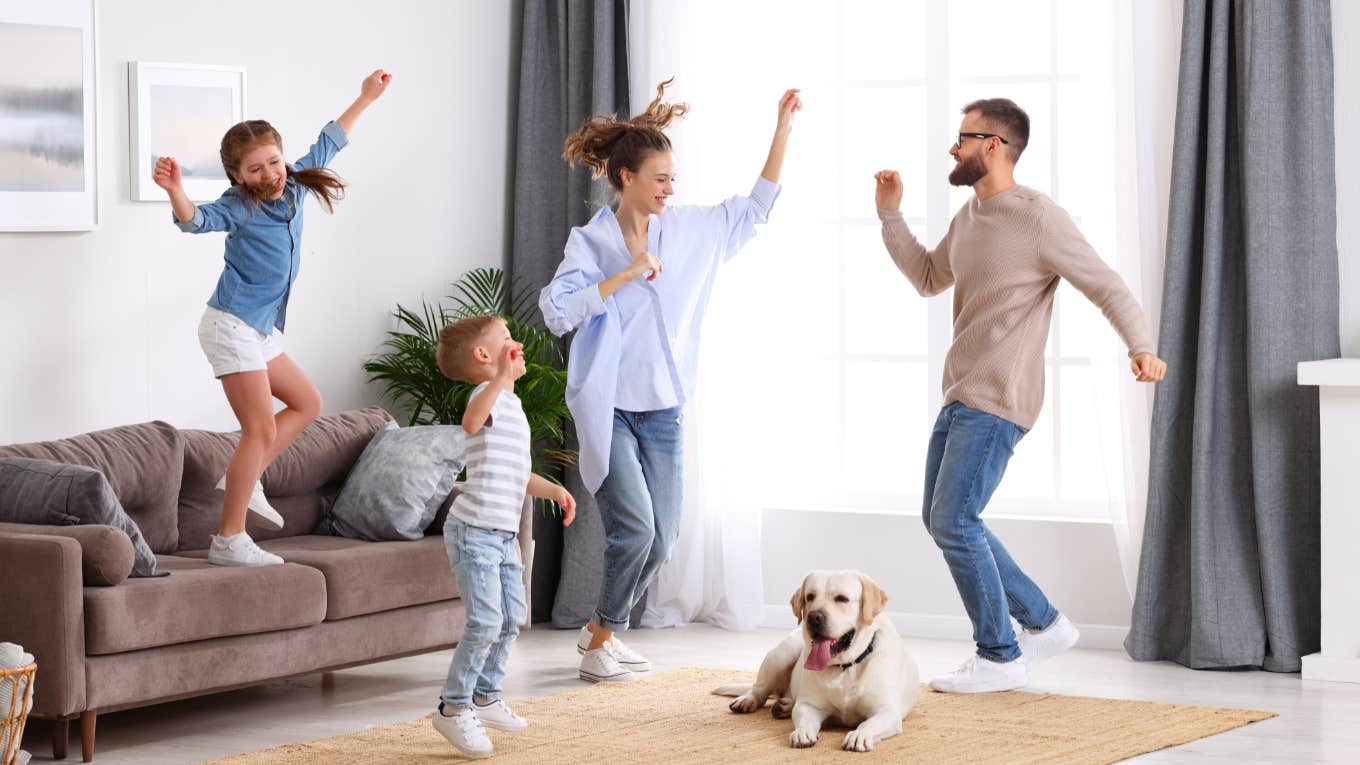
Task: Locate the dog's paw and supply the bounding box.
[729,694,761,713]
[771,697,793,719]
[842,729,875,752]
[790,728,820,748]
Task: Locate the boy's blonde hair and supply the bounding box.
[436,315,503,383]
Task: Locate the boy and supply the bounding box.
[431,315,576,757]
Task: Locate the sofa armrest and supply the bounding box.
[0,521,134,586]
[518,495,534,630]
[0,530,87,717]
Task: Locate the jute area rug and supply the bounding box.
[197,667,1275,764]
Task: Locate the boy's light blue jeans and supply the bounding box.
[592,406,684,633]
[923,401,1059,662]
[440,516,526,708]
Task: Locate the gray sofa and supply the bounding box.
[0,408,532,762]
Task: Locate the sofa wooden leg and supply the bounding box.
[51,718,69,759]
[81,710,97,762]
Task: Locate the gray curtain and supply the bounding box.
[1126,0,1340,672]
[508,0,630,625]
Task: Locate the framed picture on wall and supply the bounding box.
[129,62,246,202]
[0,0,99,232]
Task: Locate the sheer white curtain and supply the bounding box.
[629,0,796,630]
[1109,0,1181,595]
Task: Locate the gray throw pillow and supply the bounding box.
[320,422,467,541]
[0,457,166,577]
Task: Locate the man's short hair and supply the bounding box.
[436,315,502,383]
[962,98,1030,163]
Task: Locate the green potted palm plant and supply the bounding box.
[364,267,575,509]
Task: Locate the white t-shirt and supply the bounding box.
[449,382,531,533]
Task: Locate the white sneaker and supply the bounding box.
[432,705,492,757]
[207,533,284,567]
[576,626,652,672]
[215,476,285,530]
[473,697,528,732]
[1018,614,1080,668]
[579,647,634,683]
[929,655,1028,693]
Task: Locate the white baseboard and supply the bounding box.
[1302,653,1360,684]
[762,606,1129,652]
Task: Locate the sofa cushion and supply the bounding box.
[182,535,458,621]
[321,422,466,541]
[0,421,183,553]
[0,459,164,577]
[177,408,392,551]
[0,522,134,586]
[83,555,327,655]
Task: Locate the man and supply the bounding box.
[874,98,1166,693]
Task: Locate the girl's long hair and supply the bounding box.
[562,78,689,191]
[220,120,346,212]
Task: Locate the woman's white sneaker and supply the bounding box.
[575,626,652,672]
[432,704,492,757]
[929,655,1028,693]
[579,647,634,683]
[207,533,284,567]
[215,476,285,530]
[473,697,528,732]
[1018,614,1080,668]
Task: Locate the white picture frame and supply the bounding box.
[129,61,246,202]
[0,0,99,232]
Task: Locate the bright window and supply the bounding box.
[656,0,1126,520]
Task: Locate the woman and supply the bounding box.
[540,79,801,683]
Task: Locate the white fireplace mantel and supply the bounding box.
[1298,358,1360,683]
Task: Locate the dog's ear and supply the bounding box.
[858,573,888,627]
[789,577,808,625]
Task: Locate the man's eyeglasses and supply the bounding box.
[956,132,1009,150]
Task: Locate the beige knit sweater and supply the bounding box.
[878,184,1154,429]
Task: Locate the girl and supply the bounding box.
[154,69,391,567]
[540,79,801,682]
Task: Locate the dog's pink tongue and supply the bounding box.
[805,638,834,671]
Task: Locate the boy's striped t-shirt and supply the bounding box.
[449,382,531,533]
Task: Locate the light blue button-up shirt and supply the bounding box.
[175,121,349,336]
[539,176,781,492]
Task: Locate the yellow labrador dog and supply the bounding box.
[713,571,920,752]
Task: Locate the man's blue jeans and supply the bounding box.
[593,406,684,633]
[923,401,1059,662]
[440,516,526,708]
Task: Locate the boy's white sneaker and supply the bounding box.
[575,626,652,672]
[579,647,634,683]
[929,655,1028,693]
[1018,614,1080,669]
[207,533,284,567]
[473,697,528,732]
[432,705,492,757]
[215,476,285,530]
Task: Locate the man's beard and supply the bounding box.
[948,153,987,187]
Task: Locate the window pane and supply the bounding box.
[844,360,930,491]
[992,370,1055,501]
[1057,364,1121,513]
[1054,0,1113,78]
[843,86,928,219]
[842,0,928,82]
[949,0,1052,79]
[735,222,841,357]
[843,223,930,356]
[779,84,841,221]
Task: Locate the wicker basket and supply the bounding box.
[0,663,35,765]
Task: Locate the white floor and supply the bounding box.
[20,624,1360,764]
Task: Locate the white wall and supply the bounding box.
[1337,0,1359,356]
[0,0,517,443]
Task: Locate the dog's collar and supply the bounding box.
[832,631,877,670]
